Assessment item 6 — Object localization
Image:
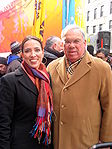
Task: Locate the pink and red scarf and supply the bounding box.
[22,61,53,145]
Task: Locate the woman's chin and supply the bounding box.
[29,64,40,69]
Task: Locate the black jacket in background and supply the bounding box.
[43,47,64,66]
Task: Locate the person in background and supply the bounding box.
[108,55,112,69]
[43,36,64,66]
[87,45,94,56]
[47,24,112,149]
[6,41,22,73]
[0,35,53,149]
[95,48,112,69]
[95,48,109,62]
[0,57,7,78]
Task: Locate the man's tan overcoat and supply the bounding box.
[47,51,112,149]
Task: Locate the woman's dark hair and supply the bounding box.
[21,35,43,52]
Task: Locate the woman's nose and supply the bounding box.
[31,50,36,56]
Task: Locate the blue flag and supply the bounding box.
[62,0,75,29]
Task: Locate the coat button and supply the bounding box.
[64,88,68,91]
[61,105,64,108]
[60,121,63,125]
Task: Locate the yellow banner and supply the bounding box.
[32,0,45,41]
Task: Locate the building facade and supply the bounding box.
[86,0,112,52]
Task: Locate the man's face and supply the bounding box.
[64,29,86,63]
[52,40,64,52]
[96,52,107,61]
[0,64,7,75]
[55,40,64,52]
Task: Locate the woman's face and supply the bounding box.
[22,39,44,69]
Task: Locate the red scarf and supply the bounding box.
[22,61,53,145]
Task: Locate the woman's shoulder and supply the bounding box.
[1,67,24,84]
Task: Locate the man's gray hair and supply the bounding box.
[61,24,85,41]
[44,36,61,49]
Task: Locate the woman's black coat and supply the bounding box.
[0,67,51,149]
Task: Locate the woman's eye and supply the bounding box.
[35,48,41,52]
[24,48,31,53]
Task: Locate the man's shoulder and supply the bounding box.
[1,67,24,84]
[47,57,63,71]
[88,53,111,71]
[7,59,21,68]
[7,59,21,73]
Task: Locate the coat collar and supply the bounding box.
[56,56,68,84]
[56,51,92,88]
[15,67,38,95]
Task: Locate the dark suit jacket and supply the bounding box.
[0,67,50,149]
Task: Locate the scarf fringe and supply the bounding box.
[30,111,53,145]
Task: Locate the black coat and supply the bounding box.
[43,48,64,66]
[0,67,52,149]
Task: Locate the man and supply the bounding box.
[0,57,7,78]
[96,48,112,69]
[6,41,22,73]
[43,36,64,66]
[96,48,109,61]
[87,45,94,56]
[47,25,112,149]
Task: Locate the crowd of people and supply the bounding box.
[87,45,112,69]
[0,24,112,149]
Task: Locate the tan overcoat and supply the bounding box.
[47,51,112,149]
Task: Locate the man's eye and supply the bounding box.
[73,40,80,43]
[65,40,71,44]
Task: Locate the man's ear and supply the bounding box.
[84,39,87,45]
[51,43,56,50]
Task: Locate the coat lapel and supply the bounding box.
[56,52,92,87]
[56,56,68,85]
[15,68,38,96]
[65,52,92,87]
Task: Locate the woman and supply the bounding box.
[0,36,53,149]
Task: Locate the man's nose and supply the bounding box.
[69,41,76,47]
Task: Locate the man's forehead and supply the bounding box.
[65,29,83,37]
[65,32,83,39]
[67,28,81,33]
[97,52,105,57]
[0,64,6,66]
